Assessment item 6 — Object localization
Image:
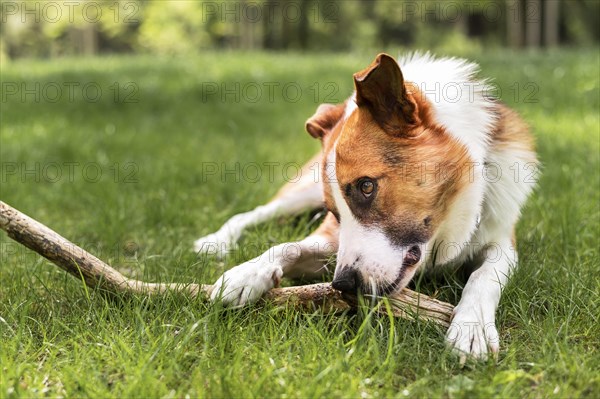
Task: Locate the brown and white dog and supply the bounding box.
[194,53,538,359]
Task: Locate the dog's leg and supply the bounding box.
[446,236,517,360]
[210,212,339,306]
[193,155,323,257]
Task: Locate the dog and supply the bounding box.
[194,53,538,359]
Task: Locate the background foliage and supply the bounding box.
[1,0,599,60]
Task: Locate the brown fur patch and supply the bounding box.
[325,85,475,247]
[491,103,537,159]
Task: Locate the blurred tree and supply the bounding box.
[525,0,542,47]
[506,0,523,48]
[544,0,559,46]
[561,0,600,45]
[0,0,141,58]
[138,1,208,54]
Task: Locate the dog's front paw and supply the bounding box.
[445,304,499,361]
[210,259,283,307]
[193,231,236,259]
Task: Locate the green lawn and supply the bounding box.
[1,49,599,398]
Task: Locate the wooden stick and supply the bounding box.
[0,201,454,327]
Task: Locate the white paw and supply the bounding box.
[193,231,237,259]
[210,258,283,307]
[445,304,499,361]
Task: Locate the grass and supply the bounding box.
[1,48,599,398]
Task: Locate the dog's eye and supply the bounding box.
[358,178,375,197]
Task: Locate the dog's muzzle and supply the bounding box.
[332,245,422,295]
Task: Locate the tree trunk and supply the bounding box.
[525,0,542,47]
[506,0,524,48]
[544,0,560,47]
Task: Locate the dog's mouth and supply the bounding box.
[377,245,421,295]
[336,245,423,298]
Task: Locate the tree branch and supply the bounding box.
[0,201,454,327]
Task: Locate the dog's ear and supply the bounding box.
[354,53,418,135]
[305,103,345,139]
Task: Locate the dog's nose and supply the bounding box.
[403,245,422,267]
[332,267,361,294]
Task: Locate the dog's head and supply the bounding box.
[306,53,474,296]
